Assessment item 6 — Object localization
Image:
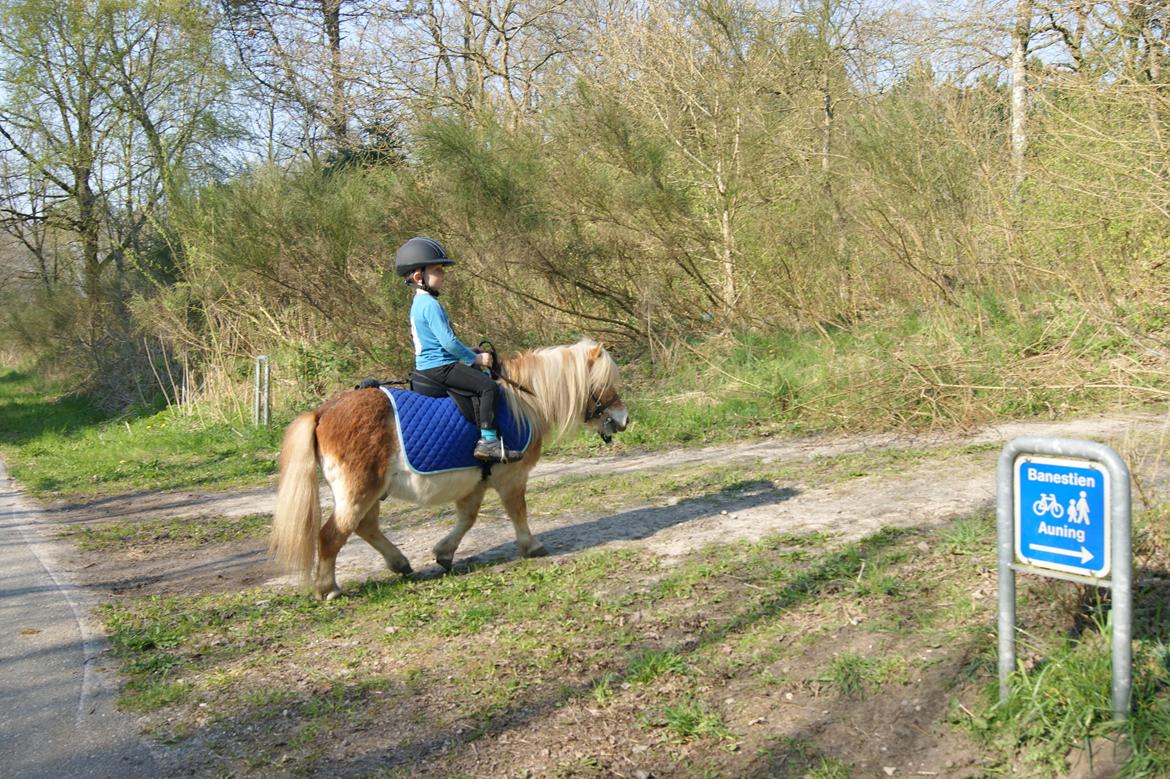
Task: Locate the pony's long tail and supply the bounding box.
[270,411,321,583]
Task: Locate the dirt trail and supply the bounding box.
[33,410,1169,596]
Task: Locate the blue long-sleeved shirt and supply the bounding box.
[410,293,478,370]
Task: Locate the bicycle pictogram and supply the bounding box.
[1032,492,1064,518]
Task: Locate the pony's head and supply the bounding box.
[503,338,629,443]
[580,341,628,443]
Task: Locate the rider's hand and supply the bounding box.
[474,352,493,369]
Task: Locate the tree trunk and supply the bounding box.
[1010,0,1032,199]
[718,181,736,316]
[322,0,347,148]
[821,69,851,315]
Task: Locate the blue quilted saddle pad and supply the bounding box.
[379,386,533,474]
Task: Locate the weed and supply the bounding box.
[626,648,689,684]
[591,672,617,706]
[939,512,995,557]
[119,679,190,712]
[803,758,852,779]
[552,754,600,778]
[438,604,499,636]
[658,698,732,742]
[838,652,884,699]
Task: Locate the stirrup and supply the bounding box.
[474,437,522,463]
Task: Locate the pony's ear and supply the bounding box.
[588,342,605,363]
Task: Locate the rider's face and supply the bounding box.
[420,264,446,292]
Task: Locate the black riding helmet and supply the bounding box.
[395,236,455,278]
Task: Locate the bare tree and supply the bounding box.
[222,0,376,153]
[391,0,585,121]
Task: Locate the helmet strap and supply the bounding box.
[406,269,440,297]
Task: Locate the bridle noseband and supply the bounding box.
[586,389,624,444]
[586,391,616,422]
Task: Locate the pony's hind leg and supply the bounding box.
[355,504,413,576]
[316,468,379,600]
[497,480,548,559]
[315,512,350,600]
[433,483,488,571]
[312,388,394,599]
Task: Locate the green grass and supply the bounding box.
[819,652,906,698]
[58,513,272,551]
[957,501,1170,776]
[591,672,618,706]
[550,291,1168,455]
[626,648,689,684]
[0,367,284,496]
[657,698,732,742]
[968,626,1167,775]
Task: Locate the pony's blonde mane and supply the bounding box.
[499,339,619,441]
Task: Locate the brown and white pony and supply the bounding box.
[269,339,628,599]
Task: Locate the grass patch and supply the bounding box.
[626,648,689,684]
[657,697,733,742]
[60,513,272,552]
[756,737,854,778]
[966,625,1170,776]
[550,292,1167,455]
[819,652,905,698]
[0,367,284,497]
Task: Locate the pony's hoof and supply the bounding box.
[523,544,549,559]
[436,556,454,572]
[323,587,343,601]
[392,560,413,576]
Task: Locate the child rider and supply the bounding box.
[395,236,523,464]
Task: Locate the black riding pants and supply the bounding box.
[417,362,497,431]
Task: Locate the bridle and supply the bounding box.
[586,389,623,443]
[586,390,617,422]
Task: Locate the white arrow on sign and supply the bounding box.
[1028,543,1094,564]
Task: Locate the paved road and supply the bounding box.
[0,460,159,778]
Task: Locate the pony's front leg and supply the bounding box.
[498,480,548,559]
[356,504,413,576]
[433,484,488,571]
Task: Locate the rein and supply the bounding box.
[479,341,616,426]
[479,340,536,397]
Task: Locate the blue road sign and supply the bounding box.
[1014,455,1111,578]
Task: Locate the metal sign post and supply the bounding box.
[997,437,1131,720]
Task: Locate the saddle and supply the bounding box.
[376,382,532,475]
